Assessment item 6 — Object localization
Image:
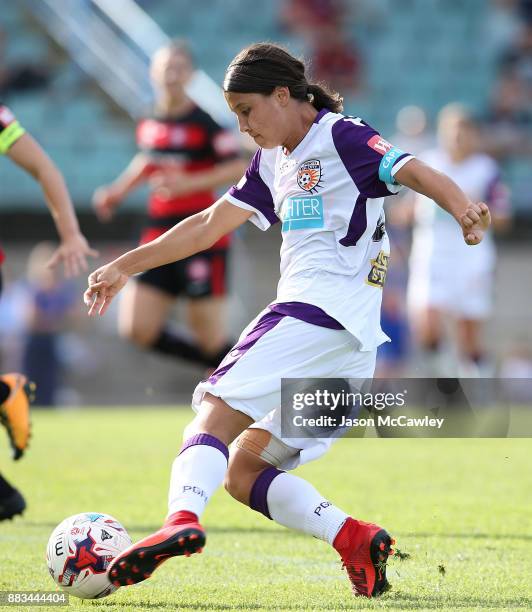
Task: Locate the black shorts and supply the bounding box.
[137,250,229,299]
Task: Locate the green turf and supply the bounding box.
[0,408,530,611]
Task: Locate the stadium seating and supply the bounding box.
[0,0,529,212]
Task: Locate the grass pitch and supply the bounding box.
[1,408,530,611]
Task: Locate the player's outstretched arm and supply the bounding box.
[84,198,252,316]
[151,158,248,198]
[7,133,98,276]
[394,158,491,245]
[92,153,152,222]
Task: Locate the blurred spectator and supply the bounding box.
[279,0,345,35]
[22,243,77,406]
[483,70,532,159]
[279,0,361,95]
[499,21,532,84]
[483,0,523,57]
[309,27,361,95]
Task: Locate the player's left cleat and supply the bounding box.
[0,488,26,521]
[107,510,205,587]
[334,517,394,598]
[0,374,34,461]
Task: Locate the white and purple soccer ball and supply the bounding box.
[46,512,131,599]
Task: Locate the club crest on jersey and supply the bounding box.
[297,159,323,193]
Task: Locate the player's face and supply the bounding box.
[224,90,289,148]
[439,117,478,157]
[151,49,193,94]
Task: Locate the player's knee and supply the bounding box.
[223,464,257,505]
[118,320,158,348]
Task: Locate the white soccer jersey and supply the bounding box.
[225,109,414,350]
[410,149,509,270]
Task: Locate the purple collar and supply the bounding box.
[314,108,330,124]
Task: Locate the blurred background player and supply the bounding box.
[0,101,97,520]
[92,41,246,370]
[407,103,512,376]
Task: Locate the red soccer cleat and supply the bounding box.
[107,510,205,587]
[333,517,393,598]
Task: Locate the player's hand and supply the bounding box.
[47,233,99,278]
[460,202,491,245]
[150,170,199,198]
[84,263,129,316]
[92,186,121,222]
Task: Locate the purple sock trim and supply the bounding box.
[249,466,283,520]
[179,433,229,462]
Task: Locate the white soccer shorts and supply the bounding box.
[192,307,377,469]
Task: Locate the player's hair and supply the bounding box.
[223,43,343,113]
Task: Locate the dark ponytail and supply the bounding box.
[306,83,343,113]
[224,43,343,113]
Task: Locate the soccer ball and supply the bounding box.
[46,512,131,599]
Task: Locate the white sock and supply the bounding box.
[266,472,348,545]
[167,434,228,519]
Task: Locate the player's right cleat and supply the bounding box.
[0,374,34,461]
[334,517,394,598]
[0,488,26,521]
[107,510,205,587]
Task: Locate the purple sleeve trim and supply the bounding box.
[249,466,284,519]
[227,149,278,226]
[269,302,344,330]
[179,433,229,461]
[332,118,395,198]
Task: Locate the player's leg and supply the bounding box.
[184,250,234,366]
[225,427,393,597]
[186,297,233,367]
[108,393,252,586]
[118,277,174,349]
[125,259,231,368]
[0,471,26,521]
[456,317,491,376]
[407,256,454,376]
[454,268,493,376]
[220,341,393,598]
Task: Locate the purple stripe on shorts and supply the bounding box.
[269,302,344,330]
[208,310,285,384]
[179,433,229,462]
[249,466,284,519]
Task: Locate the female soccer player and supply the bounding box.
[85,43,491,598]
[92,41,246,369]
[0,101,97,520]
[407,103,510,376]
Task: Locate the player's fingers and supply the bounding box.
[461,214,473,228]
[466,209,480,223]
[98,295,113,316]
[46,251,61,270]
[86,247,99,258]
[83,288,95,307]
[88,280,109,292]
[87,292,102,316]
